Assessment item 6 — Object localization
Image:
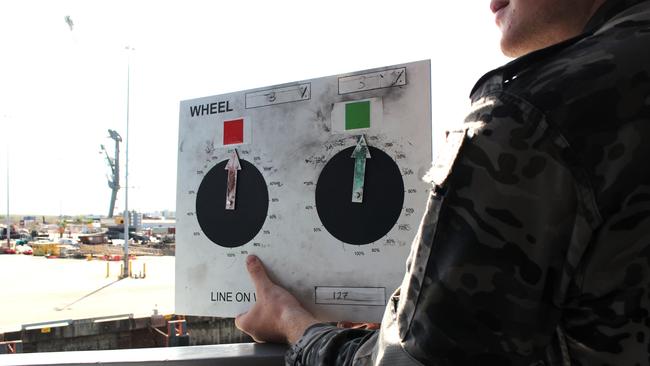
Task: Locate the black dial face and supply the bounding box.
[315,146,404,245]
[196,159,268,248]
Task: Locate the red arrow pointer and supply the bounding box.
[225,150,241,210]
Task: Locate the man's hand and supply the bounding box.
[235,255,320,344]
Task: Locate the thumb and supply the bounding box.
[234,311,249,331]
[245,255,272,293]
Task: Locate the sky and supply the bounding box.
[0,0,508,216]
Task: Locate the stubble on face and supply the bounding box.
[494,0,604,57]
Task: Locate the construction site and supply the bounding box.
[1,127,175,256]
[0,128,209,357]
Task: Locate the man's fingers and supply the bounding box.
[234,312,248,331]
[245,255,272,293]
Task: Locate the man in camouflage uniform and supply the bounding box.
[236,0,650,364]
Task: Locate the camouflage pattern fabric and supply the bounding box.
[286,0,650,364]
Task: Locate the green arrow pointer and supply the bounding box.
[351,135,371,203]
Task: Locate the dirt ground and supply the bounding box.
[0,255,174,332]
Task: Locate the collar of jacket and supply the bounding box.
[469,0,650,99]
[584,0,648,32]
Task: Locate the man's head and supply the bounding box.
[491,0,607,57]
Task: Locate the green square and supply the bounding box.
[345,101,371,130]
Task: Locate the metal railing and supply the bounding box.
[0,342,288,366]
[0,340,22,354]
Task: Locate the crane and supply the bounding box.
[101,129,121,218]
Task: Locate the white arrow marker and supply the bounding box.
[351,135,371,203]
[225,150,241,210]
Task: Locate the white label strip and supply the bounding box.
[338,67,406,94]
[245,83,311,108]
[315,286,386,306]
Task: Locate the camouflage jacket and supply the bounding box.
[286,0,650,364]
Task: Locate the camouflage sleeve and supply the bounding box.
[285,323,377,365]
[377,93,591,365]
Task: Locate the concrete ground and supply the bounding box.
[0,255,174,333]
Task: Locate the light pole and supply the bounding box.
[4,114,10,250]
[63,17,134,276]
[5,147,9,250]
[122,46,135,278]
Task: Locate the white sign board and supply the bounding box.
[176,60,432,322]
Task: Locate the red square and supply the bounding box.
[223,119,244,145]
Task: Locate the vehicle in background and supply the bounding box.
[58,238,79,246]
[59,244,81,258]
[131,233,155,244]
[109,238,135,247]
[77,233,109,245]
[16,245,33,255]
[33,237,55,245]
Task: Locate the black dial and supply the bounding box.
[196,159,268,248]
[315,146,404,245]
